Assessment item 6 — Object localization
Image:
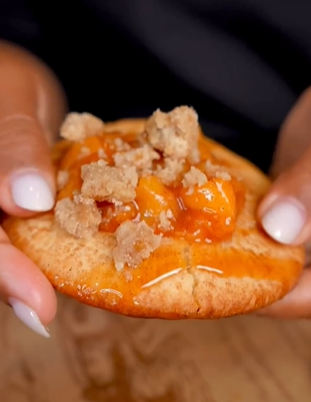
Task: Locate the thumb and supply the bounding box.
[258,152,311,245]
[258,88,311,246]
[0,115,55,215]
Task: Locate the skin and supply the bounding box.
[0,41,67,325]
[0,40,310,326]
[257,87,311,318]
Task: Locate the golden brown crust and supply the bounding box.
[3,118,305,319]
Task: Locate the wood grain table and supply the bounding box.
[1,294,311,402]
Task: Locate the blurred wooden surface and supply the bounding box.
[1,294,311,402]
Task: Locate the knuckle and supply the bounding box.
[0,118,46,170]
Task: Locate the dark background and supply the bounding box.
[1,0,311,172]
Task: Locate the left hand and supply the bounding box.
[257,87,311,318]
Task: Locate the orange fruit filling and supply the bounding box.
[136,176,180,228]
[176,178,237,241]
[98,201,139,233]
[56,133,245,243]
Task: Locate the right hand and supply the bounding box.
[257,88,311,318]
[0,114,57,337]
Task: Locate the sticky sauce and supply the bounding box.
[55,132,245,244]
[50,232,303,316]
[49,210,303,317]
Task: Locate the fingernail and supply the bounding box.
[261,198,306,244]
[8,298,50,338]
[11,173,54,211]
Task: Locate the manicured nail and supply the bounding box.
[8,298,50,338]
[261,198,306,244]
[11,173,54,211]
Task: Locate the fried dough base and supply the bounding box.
[3,119,305,318]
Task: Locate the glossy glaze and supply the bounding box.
[56,131,246,244]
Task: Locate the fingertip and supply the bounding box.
[0,169,56,217]
[259,196,307,245]
[0,243,57,328]
[0,116,56,217]
[258,165,311,245]
[10,171,55,212]
[8,297,52,338]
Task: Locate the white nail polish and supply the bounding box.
[8,298,50,338]
[11,173,54,211]
[261,199,306,244]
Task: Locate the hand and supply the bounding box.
[0,115,57,336]
[258,87,311,318]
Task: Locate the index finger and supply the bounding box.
[0,224,57,335]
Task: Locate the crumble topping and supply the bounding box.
[60,112,105,142]
[215,171,232,181]
[112,220,162,271]
[55,194,101,238]
[98,148,107,159]
[81,160,138,204]
[182,166,208,195]
[154,157,184,186]
[158,209,174,231]
[113,144,160,171]
[205,160,232,181]
[114,137,131,152]
[145,106,200,164]
[79,146,91,158]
